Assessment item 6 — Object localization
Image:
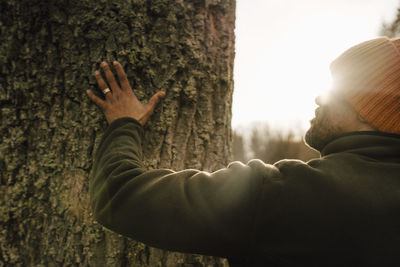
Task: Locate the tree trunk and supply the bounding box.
[0,0,235,266]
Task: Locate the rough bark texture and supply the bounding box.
[0,0,235,266]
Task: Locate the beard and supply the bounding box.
[304,114,345,152]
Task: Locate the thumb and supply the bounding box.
[139,91,166,125]
[148,91,166,108]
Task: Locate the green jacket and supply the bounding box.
[90,117,400,266]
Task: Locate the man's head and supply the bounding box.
[305,37,400,151]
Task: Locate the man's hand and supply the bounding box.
[86,61,165,125]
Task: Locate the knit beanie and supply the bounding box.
[330,37,400,134]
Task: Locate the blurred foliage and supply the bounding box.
[380,7,400,37]
[232,124,319,164]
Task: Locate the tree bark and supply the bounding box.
[0,0,235,266]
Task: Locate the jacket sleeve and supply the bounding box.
[89,117,282,257]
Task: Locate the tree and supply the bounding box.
[232,131,246,162]
[380,7,400,37]
[0,0,235,266]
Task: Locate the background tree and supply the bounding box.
[0,0,235,266]
[381,6,400,37]
[232,131,246,162]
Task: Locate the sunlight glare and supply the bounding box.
[233,0,399,131]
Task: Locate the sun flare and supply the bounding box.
[233,0,398,132]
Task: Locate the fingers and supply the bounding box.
[113,61,132,91]
[100,62,121,94]
[86,90,105,109]
[94,70,112,100]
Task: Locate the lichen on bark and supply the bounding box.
[0,0,235,266]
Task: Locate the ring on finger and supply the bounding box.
[103,88,111,95]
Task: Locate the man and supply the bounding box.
[87,37,400,266]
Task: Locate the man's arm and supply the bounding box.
[86,61,282,257]
[89,116,271,257]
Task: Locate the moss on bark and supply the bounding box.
[0,0,235,265]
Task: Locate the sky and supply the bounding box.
[233,0,399,133]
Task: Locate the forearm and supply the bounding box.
[89,117,146,223]
[89,117,271,257]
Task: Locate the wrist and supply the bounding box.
[107,114,141,125]
[107,117,143,128]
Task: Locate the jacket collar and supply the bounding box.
[320,131,400,159]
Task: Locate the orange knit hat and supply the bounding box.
[330,37,400,134]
